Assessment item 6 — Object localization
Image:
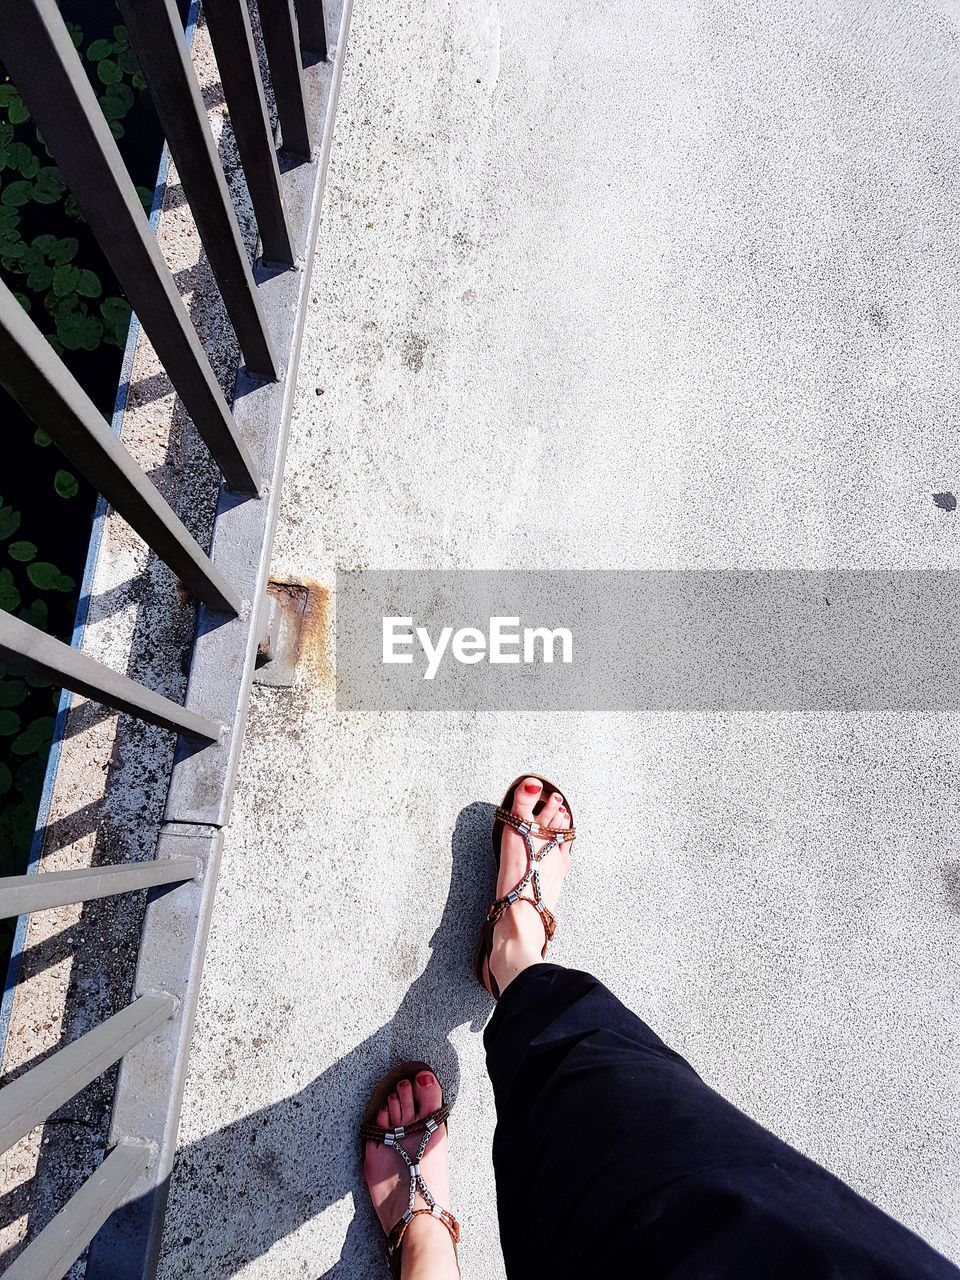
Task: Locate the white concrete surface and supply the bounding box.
[159,1,960,1275]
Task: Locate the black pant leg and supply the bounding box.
[484,964,959,1280]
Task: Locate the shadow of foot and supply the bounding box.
[153,802,496,1278]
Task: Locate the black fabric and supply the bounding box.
[484,964,959,1280]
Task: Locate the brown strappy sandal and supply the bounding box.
[475,774,577,998]
[359,1060,461,1278]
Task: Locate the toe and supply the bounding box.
[397,1077,416,1126]
[413,1069,444,1119]
[538,790,564,828]
[376,1103,390,1128]
[512,776,543,820]
[387,1091,402,1128]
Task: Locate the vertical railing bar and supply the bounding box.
[117,0,279,380]
[293,0,328,58]
[202,0,296,267]
[0,612,222,742]
[0,995,176,1156]
[0,280,242,617]
[254,0,312,159]
[3,1141,150,1280]
[3,0,261,495]
[0,859,201,919]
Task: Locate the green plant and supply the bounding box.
[0,10,169,963]
[0,20,152,355]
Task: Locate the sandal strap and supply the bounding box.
[386,1206,460,1270]
[486,894,557,942]
[479,791,577,999]
[495,805,576,842]
[489,816,569,945]
[359,1104,449,1144]
[362,1102,458,1275]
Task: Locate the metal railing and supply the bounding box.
[0,0,350,1274]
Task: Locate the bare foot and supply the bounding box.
[483,777,573,995]
[363,1070,458,1279]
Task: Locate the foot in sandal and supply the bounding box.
[361,1063,460,1279]
[477,775,575,997]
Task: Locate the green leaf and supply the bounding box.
[100,82,134,120]
[18,598,47,628]
[87,39,114,61]
[1,181,33,207]
[0,710,21,736]
[33,166,64,204]
[132,71,147,92]
[16,754,47,792]
[0,88,18,107]
[0,506,21,540]
[13,291,29,312]
[136,185,153,211]
[97,59,122,85]
[8,101,28,126]
[11,716,54,757]
[75,268,101,298]
[8,540,36,562]
[57,309,102,350]
[15,243,39,271]
[27,561,63,589]
[52,293,79,318]
[54,470,78,499]
[117,47,139,76]
[2,143,32,176]
[0,679,28,707]
[48,236,78,264]
[100,296,131,346]
[33,428,51,447]
[25,263,53,290]
[0,238,28,261]
[108,121,124,140]
[114,25,129,45]
[66,21,83,48]
[32,233,56,255]
[12,144,38,179]
[0,569,19,611]
[57,573,75,592]
[52,264,81,297]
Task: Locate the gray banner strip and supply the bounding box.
[335,570,960,710]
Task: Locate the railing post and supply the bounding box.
[3,0,262,494]
[117,0,280,379]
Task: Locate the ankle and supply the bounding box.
[489,931,542,992]
[400,1214,458,1279]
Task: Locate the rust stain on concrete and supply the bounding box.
[270,577,333,689]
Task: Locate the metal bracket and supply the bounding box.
[254,580,308,686]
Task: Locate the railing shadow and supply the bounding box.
[157,800,495,1278]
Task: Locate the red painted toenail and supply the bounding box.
[523,780,540,794]
[417,1072,434,1086]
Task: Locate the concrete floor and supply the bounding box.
[158,1,960,1275]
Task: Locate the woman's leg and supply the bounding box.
[483,780,960,1280]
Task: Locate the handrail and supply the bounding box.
[4,0,261,493]
[0,0,350,1273]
